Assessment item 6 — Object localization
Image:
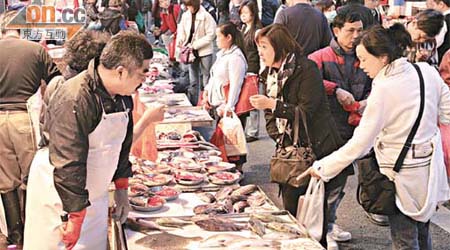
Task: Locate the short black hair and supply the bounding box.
[432,0,450,7]
[100,30,153,72]
[415,9,444,38]
[333,8,363,29]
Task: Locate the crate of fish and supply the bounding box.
[124,211,324,250]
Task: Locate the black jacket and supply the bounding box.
[263,54,344,159]
[438,14,450,64]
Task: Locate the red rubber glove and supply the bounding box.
[62,209,87,250]
[342,101,360,112]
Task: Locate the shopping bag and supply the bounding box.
[297,177,324,241]
[439,123,450,179]
[210,124,229,162]
[220,111,247,156]
[223,74,259,115]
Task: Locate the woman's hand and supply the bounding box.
[201,91,211,110]
[296,167,322,182]
[249,95,277,110]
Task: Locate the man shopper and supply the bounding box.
[274,0,332,55]
[23,31,153,250]
[308,10,372,249]
[0,10,60,248]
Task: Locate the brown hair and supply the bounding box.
[184,0,201,12]
[255,24,303,62]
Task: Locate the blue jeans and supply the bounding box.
[188,55,212,105]
[245,84,264,137]
[325,169,348,231]
[388,212,431,250]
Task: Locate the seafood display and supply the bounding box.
[208,172,242,185]
[130,196,166,212]
[174,171,205,186]
[194,216,246,232]
[163,108,213,124]
[198,233,249,248]
[151,186,180,201]
[248,218,266,237]
[155,218,192,228]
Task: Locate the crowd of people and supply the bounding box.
[1,0,450,249]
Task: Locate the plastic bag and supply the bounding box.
[297,177,324,241]
[220,111,247,156]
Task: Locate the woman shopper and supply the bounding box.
[176,0,216,105]
[301,25,450,249]
[202,22,248,170]
[249,24,345,247]
[239,0,263,142]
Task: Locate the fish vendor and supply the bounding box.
[23,31,154,250]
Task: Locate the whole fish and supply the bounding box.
[197,192,216,203]
[194,217,246,232]
[215,186,236,201]
[229,195,248,203]
[126,218,163,232]
[266,222,304,236]
[198,233,249,248]
[227,239,280,249]
[233,200,249,213]
[262,231,300,240]
[250,214,291,224]
[231,184,257,196]
[247,193,266,207]
[193,203,230,215]
[155,218,192,228]
[248,218,266,237]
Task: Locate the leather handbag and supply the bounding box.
[270,106,316,188]
[356,63,425,215]
[180,45,195,64]
[223,74,259,115]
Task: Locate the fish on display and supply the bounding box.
[215,186,236,201]
[233,200,249,213]
[193,203,230,215]
[155,217,192,228]
[247,193,266,207]
[231,184,257,196]
[262,231,300,240]
[266,222,304,236]
[227,239,280,249]
[229,195,247,203]
[126,218,164,232]
[248,218,266,237]
[198,233,249,248]
[250,213,291,224]
[197,192,216,203]
[194,217,246,232]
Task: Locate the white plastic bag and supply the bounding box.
[297,177,325,241]
[219,111,247,156]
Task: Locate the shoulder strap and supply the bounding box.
[293,106,312,147]
[393,63,425,172]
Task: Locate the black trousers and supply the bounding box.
[1,188,25,245]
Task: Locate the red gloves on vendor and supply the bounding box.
[62,209,87,250]
[112,178,131,224]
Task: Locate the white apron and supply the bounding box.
[23,100,129,250]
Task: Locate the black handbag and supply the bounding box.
[356,63,425,215]
[270,106,316,188]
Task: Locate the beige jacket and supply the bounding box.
[176,6,216,58]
